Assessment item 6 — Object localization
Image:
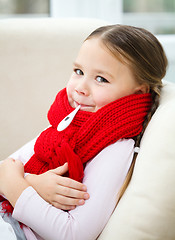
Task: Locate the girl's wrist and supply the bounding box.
[25,173,37,188]
[4,177,29,207]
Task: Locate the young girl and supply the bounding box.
[0,24,167,240]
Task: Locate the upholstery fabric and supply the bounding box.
[99,81,175,240]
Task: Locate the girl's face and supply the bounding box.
[67,37,147,112]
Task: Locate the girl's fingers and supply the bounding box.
[56,175,87,192]
[51,164,87,192]
[55,184,89,200]
[52,201,76,211]
[51,162,69,176]
[52,194,86,208]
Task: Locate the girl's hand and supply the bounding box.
[26,163,90,210]
[0,158,24,195]
[0,158,29,207]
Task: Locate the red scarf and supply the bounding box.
[24,88,152,182]
[0,88,151,213]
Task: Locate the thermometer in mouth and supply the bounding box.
[57,105,81,131]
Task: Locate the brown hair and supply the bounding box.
[86,24,168,202]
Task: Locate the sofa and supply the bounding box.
[0,18,175,240]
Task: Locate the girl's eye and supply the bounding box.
[96,76,109,83]
[74,69,84,75]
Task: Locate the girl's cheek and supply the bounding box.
[67,79,73,92]
[66,80,76,104]
[94,93,110,109]
[67,76,76,90]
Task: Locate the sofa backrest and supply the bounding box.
[0,18,106,159]
[99,81,175,240]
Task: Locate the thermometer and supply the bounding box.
[57,105,81,131]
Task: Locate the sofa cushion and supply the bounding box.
[99,81,175,240]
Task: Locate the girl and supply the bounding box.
[0,24,167,240]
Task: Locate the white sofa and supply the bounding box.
[0,18,175,240]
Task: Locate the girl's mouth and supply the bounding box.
[74,100,95,112]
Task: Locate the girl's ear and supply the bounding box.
[134,84,150,94]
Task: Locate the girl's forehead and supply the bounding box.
[78,37,129,68]
[78,38,114,59]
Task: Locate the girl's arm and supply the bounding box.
[7,136,89,210]
[12,139,135,240]
[26,163,90,210]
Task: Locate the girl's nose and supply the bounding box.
[75,80,89,96]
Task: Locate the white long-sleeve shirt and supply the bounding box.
[10,138,135,240]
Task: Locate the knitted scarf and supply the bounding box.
[24,88,152,181]
[0,88,151,213]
